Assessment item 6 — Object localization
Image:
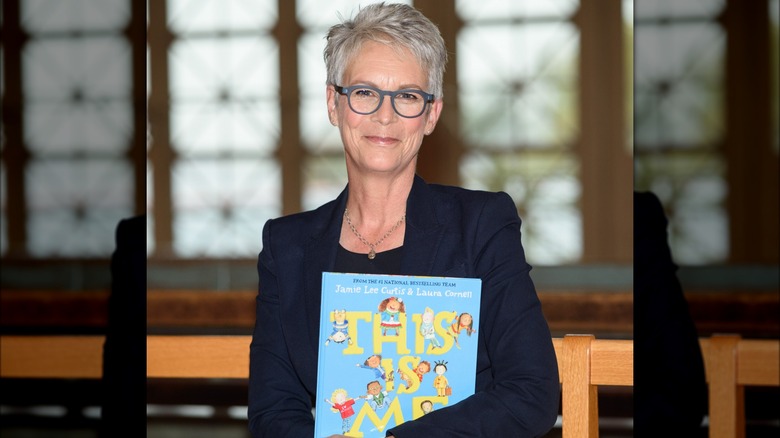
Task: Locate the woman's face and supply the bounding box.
[327,41,442,178]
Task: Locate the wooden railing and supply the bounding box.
[1,334,778,438]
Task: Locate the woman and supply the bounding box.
[248,3,559,437]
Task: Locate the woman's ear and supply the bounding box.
[424,98,443,135]
[326,85,338,126]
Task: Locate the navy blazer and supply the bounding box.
[249,175,559,437]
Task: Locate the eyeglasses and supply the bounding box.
[334,85,435,119]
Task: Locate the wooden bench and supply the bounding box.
[1,334,777,438]
[700,335,780,438]
[0,335,631,437]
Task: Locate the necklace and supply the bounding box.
[344,208,406,260]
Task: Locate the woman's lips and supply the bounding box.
[365,136,399,145]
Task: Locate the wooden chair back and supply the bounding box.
[701,334,780,438]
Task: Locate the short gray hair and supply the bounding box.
[323,2,448,98]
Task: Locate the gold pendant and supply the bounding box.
[368,248,376,260]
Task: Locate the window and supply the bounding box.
[772,0,779,153]
[0,0,636,265]
[456,0,581,264]
[164,0,280,257]
[634,0,728,264]
[1,0,141,258]
[144,0,632,266]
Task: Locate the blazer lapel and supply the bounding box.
[400,175,445,276]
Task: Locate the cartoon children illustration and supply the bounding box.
[325,388,356,434]
[414,360,432,382]
[325,309,352,346]
[420,399,434,415]
[359,380,392,411]
[447,312,476,349]
[420,306,442,350]
[432,360,449,397]
[397,360,431,388]
[378,296,405,336]
[356,354,391,381]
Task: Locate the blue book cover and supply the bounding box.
[314,272,482,437]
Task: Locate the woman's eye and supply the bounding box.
[354,89,376,98]
[397,92,419,101]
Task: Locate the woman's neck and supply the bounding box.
[345,171,413,224]
[340,170,413,253]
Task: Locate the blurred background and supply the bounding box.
[1,0,777,437]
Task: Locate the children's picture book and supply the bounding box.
[314,272,482,437]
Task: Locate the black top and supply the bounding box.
[334,245,404,274]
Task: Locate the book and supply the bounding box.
[314,272,482,437]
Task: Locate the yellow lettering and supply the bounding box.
[341,311,372,355]
[349,397,405,436]
[434,311,457,353]
[396,356,420,394]
[411,313,424,354]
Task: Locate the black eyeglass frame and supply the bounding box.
[334,85,435,119]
